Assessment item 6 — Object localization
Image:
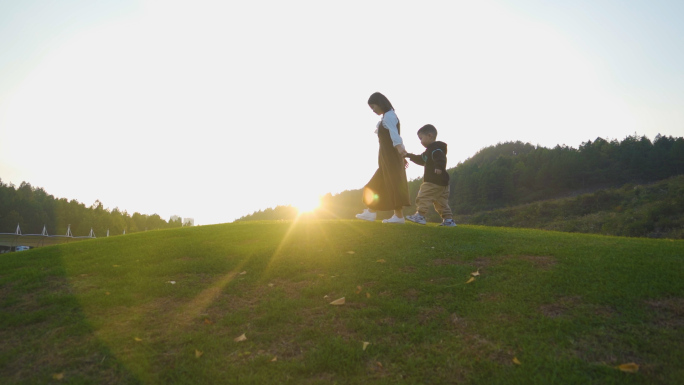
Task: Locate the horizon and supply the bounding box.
[1,0,683,224]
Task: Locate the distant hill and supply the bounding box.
[237,134,684,238]
[459,175,684,239]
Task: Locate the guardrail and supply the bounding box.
[0,224,100,249]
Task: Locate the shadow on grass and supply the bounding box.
[0,243,141,384]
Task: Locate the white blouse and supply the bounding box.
[374,110,404,148]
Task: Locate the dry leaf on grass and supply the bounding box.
[362,342,370,351]
[234,333,247,342]
[471,269,480,277]
[347,251,355,254]
[195,349,203,358]
[376,259,386,263]
[268,283,274,287]
[366,292,371,298]
[466,277,476,284]
[134,337,142,342]
[329,297,346,305]
[271,356,277,362]
[617,363,639,373]
[513,357,521,365]
[105,292,111,295]
[53,373,64,380]
[239,271,247,275]
[167,281,176,284]
[203,319,213,325]
[376,361,383,368]
[355,286,362,294]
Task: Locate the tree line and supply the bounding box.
[0,181,183,236]
[236,133,684,226]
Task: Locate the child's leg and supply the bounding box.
[415,183,438,216]
[432,185,453,220]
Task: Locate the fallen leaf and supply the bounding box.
[167,281,176,284]
[203,318,213,325]
[355,286,362,294]
[362,342,370,351]
[466,277,476,284]
[366,292,371,298]
[617,362,639,373]
[347,251,355,254]
[513,357,521,365]
[271,356,277,362]
[134,337,142,342]
[268,283,274,287]
[195,349,203,358]
[53,373,64,380]
[376,259,386,263]
[105,292,111,295]
[234,333,247,342]
[324,295,329,299]
[471,269,480,277]
[239,271,247,275]
[329,297,346,305]
[376,361,383,368]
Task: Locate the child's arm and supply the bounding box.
[432,149,447,174]
[405,153,425,166]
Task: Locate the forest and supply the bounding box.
[237,134,684,238]
[0,181,183,236]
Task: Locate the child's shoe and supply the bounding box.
[382,215,405,224]
[439,219,457,227]
[406,213,427,225]
[355,209,376,221]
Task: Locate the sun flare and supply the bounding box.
[292,196,321,214]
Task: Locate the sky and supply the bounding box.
[1,0,683,226]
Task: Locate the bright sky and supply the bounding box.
[1,0,683,225]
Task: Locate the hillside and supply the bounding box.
[459,175,684,239]
[2,221,683,384]
[237,135,684,239]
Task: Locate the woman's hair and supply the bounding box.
[368,92,394,113]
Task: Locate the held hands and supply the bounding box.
[395,144,408,157]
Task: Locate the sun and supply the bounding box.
[292,195,321,214]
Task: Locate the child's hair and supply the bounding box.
[417,124,437,137]
[368,92,394,113]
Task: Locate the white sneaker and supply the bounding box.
[355,209,376,221]
[406,213,427,225]
[382,215,405,224]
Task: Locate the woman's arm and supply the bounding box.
[382,111,407,156]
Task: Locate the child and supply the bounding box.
[405,124,457,226]
[355,92,411,224]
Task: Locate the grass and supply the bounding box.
[1,220,683,384]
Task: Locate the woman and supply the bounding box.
[356,92,410,223]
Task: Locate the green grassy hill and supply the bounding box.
[2,221,683,384]
[459,175,684,239]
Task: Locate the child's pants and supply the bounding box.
[415,182,453,219]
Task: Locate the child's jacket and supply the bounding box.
[406,141,450,186]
